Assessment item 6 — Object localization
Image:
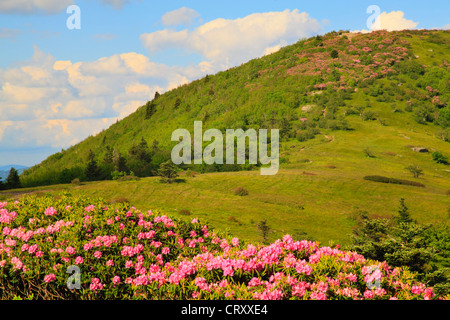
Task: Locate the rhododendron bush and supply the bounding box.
[0,194,447,300]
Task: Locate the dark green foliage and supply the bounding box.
[113,149,128,174]
[350,199,450,296]
[85,150,101,181]
[296,127,319,142]
[432,151,449,164]
[157,160,179,183]
[59,167,83,184]
[363,175,425,187]
[145,101,156,119]
[5,168,21,189]
[330,49,339,59]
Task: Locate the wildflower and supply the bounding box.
[90,278,103,291]
[94,251,102,259]
[231,237,239,247]
[162,247,170,254]
[66,246,76,255]
[112,276,121,285]
[75,256,84,265]
[44,207,57,216]
[44,274,56,283]
[106,259,114,267]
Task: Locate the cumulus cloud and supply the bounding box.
[141,9,323,72]
[0,45,210,154]
[354,10,419,33]
[161,7,201,26]
[374,11,419,31]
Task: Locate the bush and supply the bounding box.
[178,209,191,216]
[361,110,376,121]
[0,194,446,300]
[234,187,249,196]
[432,151,449,165]
[363,175,425,187]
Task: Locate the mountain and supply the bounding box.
[20,29,449,187]
[6,29,450,245]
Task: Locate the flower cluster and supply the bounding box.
[0,194,447,300]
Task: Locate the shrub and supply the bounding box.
[432,151,449,165]
[234,187,249,196]
[361,110,376,121]
[71,178,81,185]
[363,175,425,187]
[0,194,446,300]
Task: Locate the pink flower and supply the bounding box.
[11,257,23,270]
[35,251,43,258]
[310,291,327,300]
[363,289,375,299]
[85,205,95,212]
[162,247,170,255]
[44,273,56,283]
[94,251,102,259]
[106,259,114,267]
[231,237,239,247]
[112,276,121,285]
[75,256,84,265]
[44,207,57,216]
[28,244,38,254]
[90,278,103,291]
[65,246,76,255]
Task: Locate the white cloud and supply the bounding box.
[0,46,210,155]
[439,23,450,30]
[161,7,200,26]
[141,9,322,72]
[354,10,419,33]
[374,11,419,31]
[0,0,73,14]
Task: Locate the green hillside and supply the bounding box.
[4,29,450,245]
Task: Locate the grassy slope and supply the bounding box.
[4,30,450,246]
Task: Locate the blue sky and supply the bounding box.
[0,0,449,167]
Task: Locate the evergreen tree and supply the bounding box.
[145,101,156,119]
[85,150,101,181]
[5,167,21,189]
[113,149,128,173]
[157,160,178,183]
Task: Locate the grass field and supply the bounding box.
[3,113,449,247]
